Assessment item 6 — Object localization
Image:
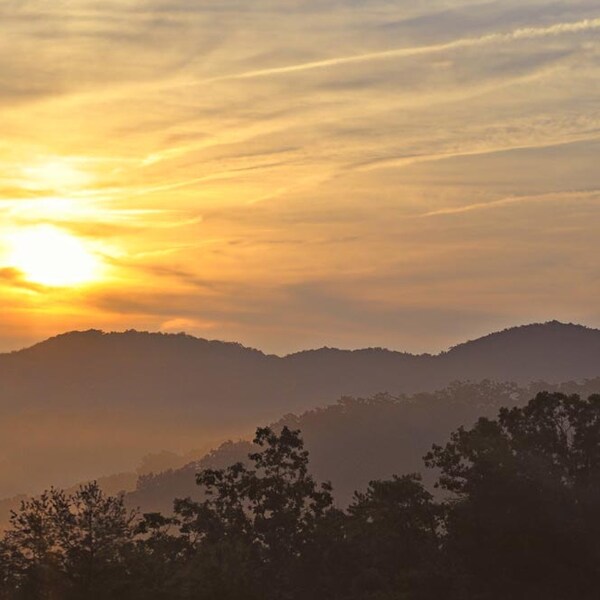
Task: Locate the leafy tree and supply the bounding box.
[173,426,335,599]
[346,474,445,599]
[1,483,137,600]
[1,490,67,600]
[120,512,189,600]
[425,392,600,600]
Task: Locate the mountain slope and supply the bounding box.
[127,377,600,513]
[4,321,599,411]
[1,321,599,497]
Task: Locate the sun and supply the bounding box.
[7,226,101,287]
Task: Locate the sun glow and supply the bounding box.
[7,226,101,287]
[21,160,91,192]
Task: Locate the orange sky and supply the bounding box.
[1,0,599,354]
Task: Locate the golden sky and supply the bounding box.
[1,0,599,353]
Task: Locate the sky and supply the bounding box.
[1,0,599,354]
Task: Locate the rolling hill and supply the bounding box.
[1,320,599,498]
[125,377,600,514]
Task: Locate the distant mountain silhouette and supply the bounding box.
[127,378,600,515]
[5,320,600,409]
[1,321,600,497]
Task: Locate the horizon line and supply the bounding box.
[2,319,594,359]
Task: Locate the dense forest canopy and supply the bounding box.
[1,392,598,600]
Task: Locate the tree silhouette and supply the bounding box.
[346,474,445,598]
[0,392,598,600]
[172,426,335,599]
[1,483,137,600]
[425,392,600,600]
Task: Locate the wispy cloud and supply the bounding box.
[214,17,600,81]
[355,133,600,173]
[1,0,600,356]
[413,190,600,218]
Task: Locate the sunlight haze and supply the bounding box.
[1,0,599,353]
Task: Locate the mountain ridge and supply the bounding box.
[6,319,595,360]
[1,320,599,498]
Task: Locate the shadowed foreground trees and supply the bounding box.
[0,392,598,600]
[0,484,137,599]
[425,391,600,600]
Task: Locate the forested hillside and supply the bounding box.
[1,392,597,600]
[129,378,600,512]
[2,321,600,497]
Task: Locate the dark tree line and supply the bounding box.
[1,392,598,600]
